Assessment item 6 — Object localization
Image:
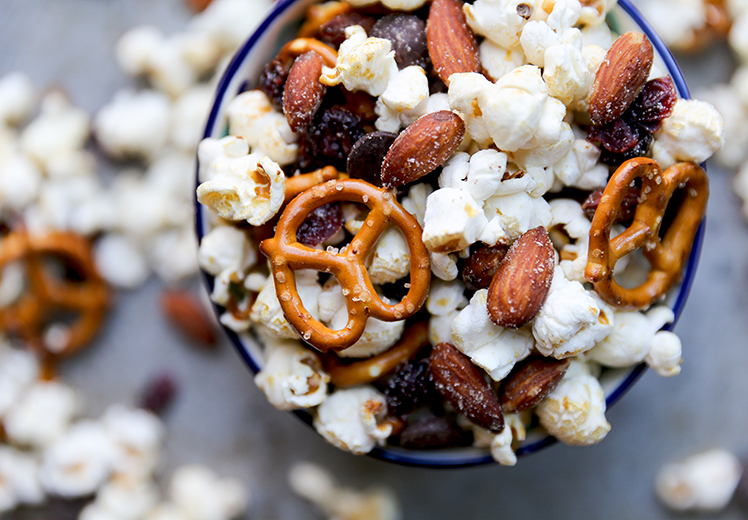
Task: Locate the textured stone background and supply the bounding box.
[1,0,747,519]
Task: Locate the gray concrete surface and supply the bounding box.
[1,1,747,519]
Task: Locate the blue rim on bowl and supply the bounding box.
[195,0,706,468]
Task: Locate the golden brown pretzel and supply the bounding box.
[0,231,110,355]
[585,158,708,310]
[259,179,431,352]
[324,320,429,387]
[277,38,338,69]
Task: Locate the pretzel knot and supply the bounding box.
[0,231,110,355]
[259,179,431,352]
[585,157,708,310]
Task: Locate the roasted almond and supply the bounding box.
[461,243,510,291]
[381,110,465,188]
[487,226,555,328]
[283,50,326,133]
[589,32,653,126]
[427,0,481,86]
[429,342,504,433]
[160,289,218,347]
[499,356,570,414]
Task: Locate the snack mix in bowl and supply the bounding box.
[195,0,724,466]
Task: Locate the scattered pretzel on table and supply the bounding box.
[260,179,431,352]
[585,157,708,310]
[0,231,110,356]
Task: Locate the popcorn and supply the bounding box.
[532,267,614,359]
[93,89,171,161]
[321,26,399,97]
[699,84,748,168]
[367,226,411,284]
[489,423,516,466]
[482,190,552,242]
[171,85,214,153]
[422,187,488,253]
[330,308,405,358]
[0,446,44,511]
[188,0,274,53]
[645,330,683,377]
[254,339,330,410]
[251,270,323,339]
[637,0,708,51]
[451,289,534,380]
[479,39,526,81]
[430,251,459,281]
[95,233,151,289]
[168,464,249,520]
[196,152,286,225]
[80,479,160,520]
[552,138,608,189]
[426,279,468,316]
[464,0,536,49]
[400,182,432,227]
[375,65,429,132]
[0,147,42,212]
[197,225,256,279]
[313,386,393,454]
[655,449,743,513]
[535,359,610,445]
[101,405,165,479]
[655,99,725,164]
[148,226,201,283]
[439,150,508,202]
[0,72,35,126]
[0,346,39,418]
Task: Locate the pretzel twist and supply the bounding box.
[277,38,338,68]
[585,158,708,310]
[260,179,430,352]
[324,320,429,387]
[0,231,110,355]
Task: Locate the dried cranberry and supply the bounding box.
[319,13,376,47]
[258,58,289,110]
[139,371,178,416]
[346,131,397,187]
[625,76,677,133]
[385,359,436,418]
[298,106,366,171]
[582,185,641,224]
[599,130,653,166]
[398,415,470,449]
[461,243,510,291]
[588,118,640,155]
[296,202,343,246]
[370,14,430,69]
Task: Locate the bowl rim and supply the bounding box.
[195,0,706,468]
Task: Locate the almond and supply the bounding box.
[429,342,504,433]
[499,356,570,414]
[487,226,555,328]
[427,0,481,86]
[589,32,654,126]
[381,111,465,188]
[160,289,218,347]
[283,51,326,133]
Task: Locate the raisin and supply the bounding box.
[258,58,289,110]
[298,106,366,171]
[139,371,178,416]
[296,202,343,246]
[582,184,641,225]
[599,130,653,166]
[370,14,430,69]
[319,13,376,47]
[625,76,677,133]
[461,243,510,291]
[385,359,436,418]
[588,118,639,155]
[398,415,470,449]
[346,131,397,187]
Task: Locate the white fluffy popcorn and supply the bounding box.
[0,72,36,126]
[375,65,429,132]
[93,89,171,161]
[489,423,517,466]
[80,479,160,520]
[697,84,748,168]
[655,449,743,513]
[645,330,683,377]
[251,270,323,339]
[196,151,285,225]
[148,226,200,283]
[451,290,534,380]
[426,279,468,316]
[0,446,44,512]
[532,267,614,359]
[637,0,708,51]
[188,0,274,53]
[536,359,610,445]
[479,39,526,81]
[101,405,165,479]
[655,99,725,163]
[430,251,459,281]
[197,225,256,279]
[313,386,393,455]
[367,227,411,284]
[254,339,330,410]
[4,380,81,449]
[168,464,249,520]
[0,346,39,418]
[482,190,552,242]
[422,187,488,253]
[321,26,399,97]
[171,85,214,152]
[94,233,151,289]
[400,182,432,227]
[464,0,536,49]
[0,145,43,212]
[552,138,607,189]
[330,308,405,358]
[439,150,508,203]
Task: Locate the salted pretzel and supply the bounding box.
[260,179,431,352]
[0,231,110,356]
[297,1,352,38]
[585,157,708,310]
[276,38,338,69]
[324,320,429,387]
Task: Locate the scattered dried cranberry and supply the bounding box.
[298,106,366,171]
[461,243,510,291]
[296,202,343,246]
[139,371,178,416]
[319,13,376,47]
[370,14,430,69]
[398,415,470,449]
[385,359,435,418]
[346,131,397,187]
[582,184,641,224]
[625,76,677,133]
[258,58,289,110]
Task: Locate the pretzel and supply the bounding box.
[324,320,429,387]
[298,1,352,38]
[585,158,708,310]
[276,38,338,69]
[284,166,344,206]
[259,179,431,352]
[0,231,110,356]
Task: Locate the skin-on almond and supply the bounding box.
[429,342,504,433]
[427,0,481,86]
[283,50,326,133]
[589,32,654,126]
[487,226,555,328]
[380,110,465,188]
[499,356,570,414]
[160,289,218,347]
